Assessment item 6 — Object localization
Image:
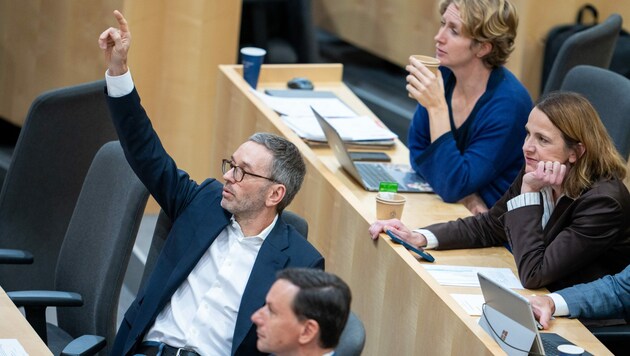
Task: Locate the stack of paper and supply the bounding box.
[281,115,397,142]
[252,90,357,117]
[0,339,28,356]
[422,265,524,289]
[251,90,397,145]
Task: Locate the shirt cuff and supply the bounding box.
[548,293,569,316]
[507,192,540,211]
[105,69,134,97]
[414,229,438,249]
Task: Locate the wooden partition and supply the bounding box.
[123,1,242,211]
[0,0,242,212]
[313,0,630,98]
[0,0,124,125]
[214,64,612,355]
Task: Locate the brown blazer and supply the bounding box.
[426,171,630,291]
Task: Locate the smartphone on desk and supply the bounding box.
[386,230,435,262]
[348,151,391,162]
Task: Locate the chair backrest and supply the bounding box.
[54,141,148,355]
[542,14,622,95]
[139,209,172,293]
[589,324,630,355]
[561,65,630,159]
[335,311,366,356]
[0,80,117,292]
[240,0,319,63]
[282,210,309,239]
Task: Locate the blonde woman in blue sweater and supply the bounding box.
[407,0,532,214]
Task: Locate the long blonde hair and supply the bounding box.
[536,92,627,197]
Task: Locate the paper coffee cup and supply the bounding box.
[375,193,406,220]
[410,54,440,75]
[408,55,441,98]
[241,47,266,89]
[557,344,584,356]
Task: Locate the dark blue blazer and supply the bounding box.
[106,88,325,356]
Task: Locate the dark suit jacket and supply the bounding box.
[106,88,325,356]
[426,170,630,291]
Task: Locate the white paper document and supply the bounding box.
[251,90,357,117]
[422,265,524,289]
[0,339,28,356]
[451,294,485,315]
[281,115,397,142]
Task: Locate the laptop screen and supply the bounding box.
[477,273,591,356]
[311,107,369,184]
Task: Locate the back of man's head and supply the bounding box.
[248,133,306,212]
[277,268,352,349]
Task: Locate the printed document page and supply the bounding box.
[423,265,524,289]
[0,340,28,356]
[281,115,397,142]
[251,90,356,117]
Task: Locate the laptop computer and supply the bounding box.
[312,108,432,193]
[477,273,592,356]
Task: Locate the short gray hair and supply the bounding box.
[249,133,306,212]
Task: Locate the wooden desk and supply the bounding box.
[214,64,612,355]
[0,286,52,355]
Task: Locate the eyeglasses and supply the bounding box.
[222,159,277,183]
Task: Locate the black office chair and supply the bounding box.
[542,14,622,95]
[588,324,630,355]
[0,118,20,189]
[335,311,366,356]
[560,65,630,159]
[8,142,149,355]
[138,210,171,293]
[0,80,117,292]
[282,210,309,239]
[240,0,319,64]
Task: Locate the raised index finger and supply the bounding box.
[113,10,129,33]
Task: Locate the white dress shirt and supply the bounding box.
[105,69,278,354]
[144,216,276,354]
[549,293,570,316]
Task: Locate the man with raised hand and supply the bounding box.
[99,10,324,356]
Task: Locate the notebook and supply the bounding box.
[312,108,432,193]
[477,273,592,356]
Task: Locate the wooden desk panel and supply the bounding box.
[313,0,630,99]
[214,64,611,355]
[0,1,242,214]
[0,287,52,355]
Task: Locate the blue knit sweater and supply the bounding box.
[408,66,532,207]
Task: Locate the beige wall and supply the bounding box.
[123,1,242,212]
[0,0,124,125]
[314,0,630,98]
[0,0,242,213]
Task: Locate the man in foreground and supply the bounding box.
[252,268,352,356]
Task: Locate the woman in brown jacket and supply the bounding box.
[370,92,630,291]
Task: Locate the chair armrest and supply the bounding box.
[0,248,34,264]
[61,335,106,356]
[590,324,630,340]
[6,291,82,344]
[7,290,83,307]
